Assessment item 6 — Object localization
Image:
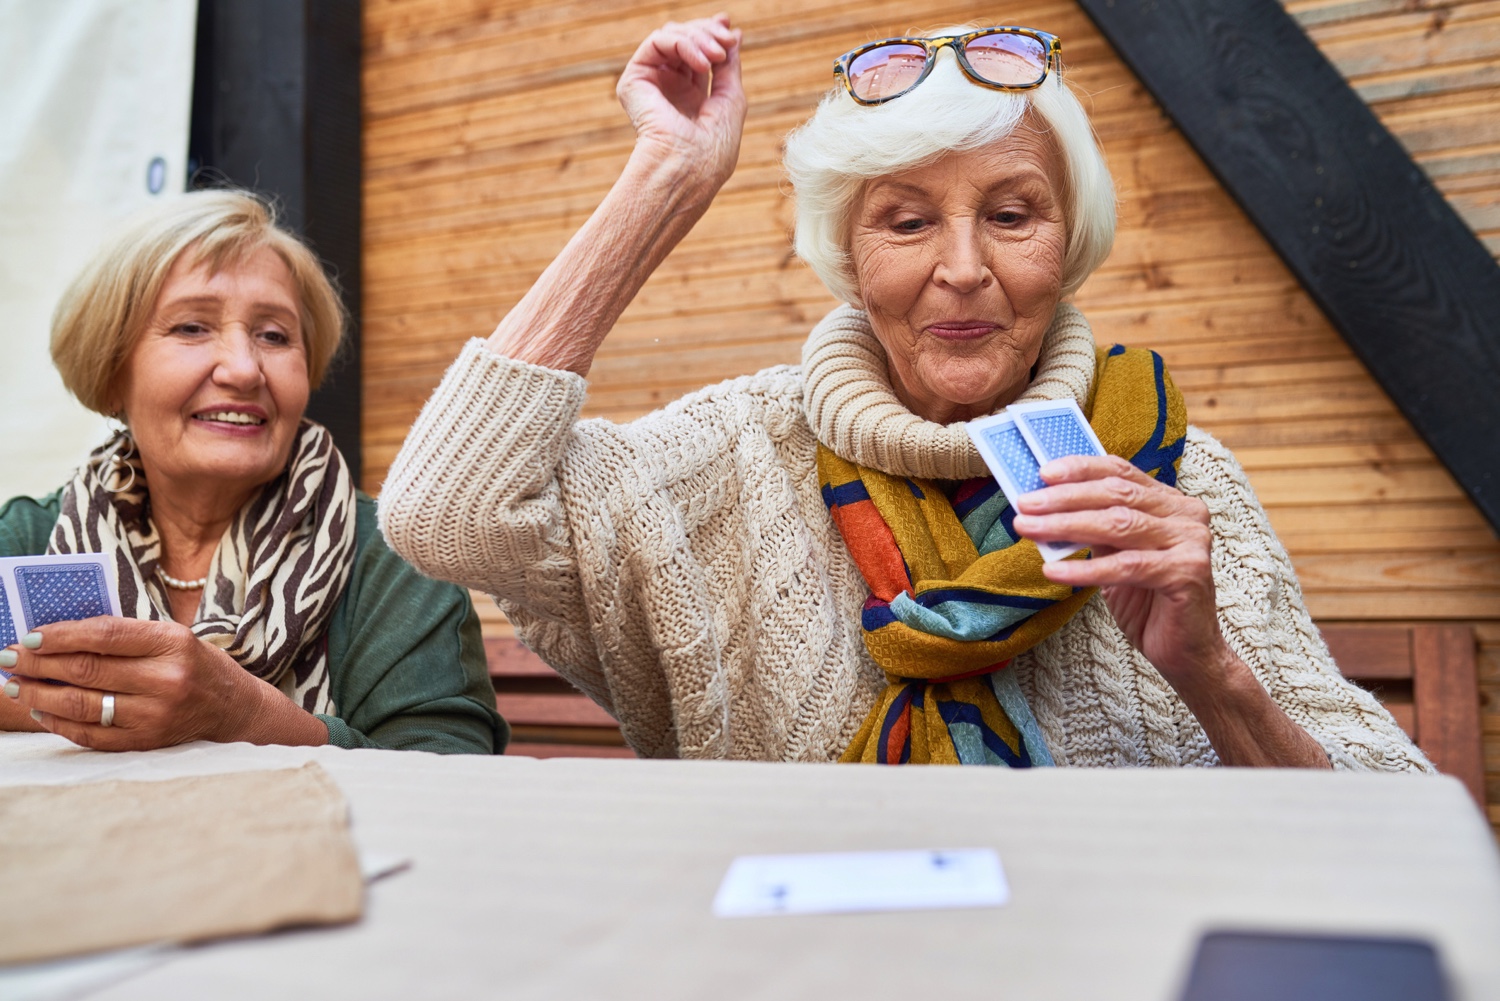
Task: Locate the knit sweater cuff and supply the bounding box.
[318,714,365,750]
[379,339,588,588]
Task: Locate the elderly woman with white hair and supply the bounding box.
[0,190,506,754]
[381,16,1427,771]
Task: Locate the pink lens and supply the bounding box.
[963,32,1048,87]
[847,43,928,101]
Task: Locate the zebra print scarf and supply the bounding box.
[49,421,358,714]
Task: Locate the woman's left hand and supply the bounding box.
[1011,456,1330,768]
[1010,455,1232,696]
[1,617,326,751]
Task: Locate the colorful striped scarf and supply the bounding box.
[820,344,1187,766]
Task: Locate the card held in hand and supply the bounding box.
[1007,398,1107,466]
[0,577,17,680]
[0,553,123,634]
[965,409,1084,563]
[966,411,1045,497]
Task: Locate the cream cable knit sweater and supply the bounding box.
[381,305,1431,773]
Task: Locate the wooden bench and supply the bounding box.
[487,638,634,758]
[1322,624,1485,806]
[487,627,1486,800]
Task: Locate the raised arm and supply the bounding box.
[489,15,746,373]
[380,18,747,707]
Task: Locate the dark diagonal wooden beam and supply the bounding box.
[1076,0,1500,532]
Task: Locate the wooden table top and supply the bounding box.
[4,734,1498,1001]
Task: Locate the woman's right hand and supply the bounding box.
[2,618,328,751]
[617,14,746,192]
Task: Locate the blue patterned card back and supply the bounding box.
[0,577,15,680]
[1011,403,1104,465]
[980,423,1046,494]
[0,577,16,649]
[1026,410,1102,462]
[966,406,1092,564]
[14,562,112,631]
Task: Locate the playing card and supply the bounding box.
[1007,398,1107,466]
[713,848,1009,918]
[966,411,1045,496]
[964,410,1081,562]
[0,554,122,635]
[0,576,18,681]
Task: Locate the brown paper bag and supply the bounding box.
[0,762,364,964]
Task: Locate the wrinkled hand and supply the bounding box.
[1011,455,1237,697]
[2,617,266,751]
[1011,455,1332,769]
[616,13,746,189]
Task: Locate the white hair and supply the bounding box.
[783,34,1116,306]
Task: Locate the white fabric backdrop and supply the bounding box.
[0,0,197,498]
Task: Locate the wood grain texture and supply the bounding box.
[1078,0,1500,530]
[485,637,557,678]
[486,635,632,754]
[364,0,1500,831]
[1323,626,1414,679]
[506,724,630,747]
[1413,624,1487,804]
[494,692,617,728]
[505,741,637,758]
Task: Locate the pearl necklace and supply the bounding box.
[158,568,209,590]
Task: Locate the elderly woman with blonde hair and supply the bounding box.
[0,191,506,753]
[381,16,1426,771]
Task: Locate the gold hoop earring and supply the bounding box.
[105,435,138,494]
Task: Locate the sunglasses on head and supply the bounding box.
[834,26,1061,106]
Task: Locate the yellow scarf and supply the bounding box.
[819,345,1187,765]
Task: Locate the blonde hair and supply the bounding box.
[50,189,346,414]
[783,31,1116,306]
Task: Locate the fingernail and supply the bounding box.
[29,709,44,723]
[0,649,15,668]
[4,680,17,698]
[21,632,41,649]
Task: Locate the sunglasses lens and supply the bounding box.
[847,43,928,102]
[963,32,1049,87]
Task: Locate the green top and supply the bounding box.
[0,491,508,755]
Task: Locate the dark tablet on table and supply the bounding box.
[1177,930,1449,1001]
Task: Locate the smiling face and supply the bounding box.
[111,244,310,506]
[849,124,1068,424]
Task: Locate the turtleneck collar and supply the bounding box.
[800,303,1099,480]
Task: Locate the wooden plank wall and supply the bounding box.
[362,0,1500,828]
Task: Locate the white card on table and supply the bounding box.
[0,553,122,636]
[712,848,1008,918]
[964,411,1081,563]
